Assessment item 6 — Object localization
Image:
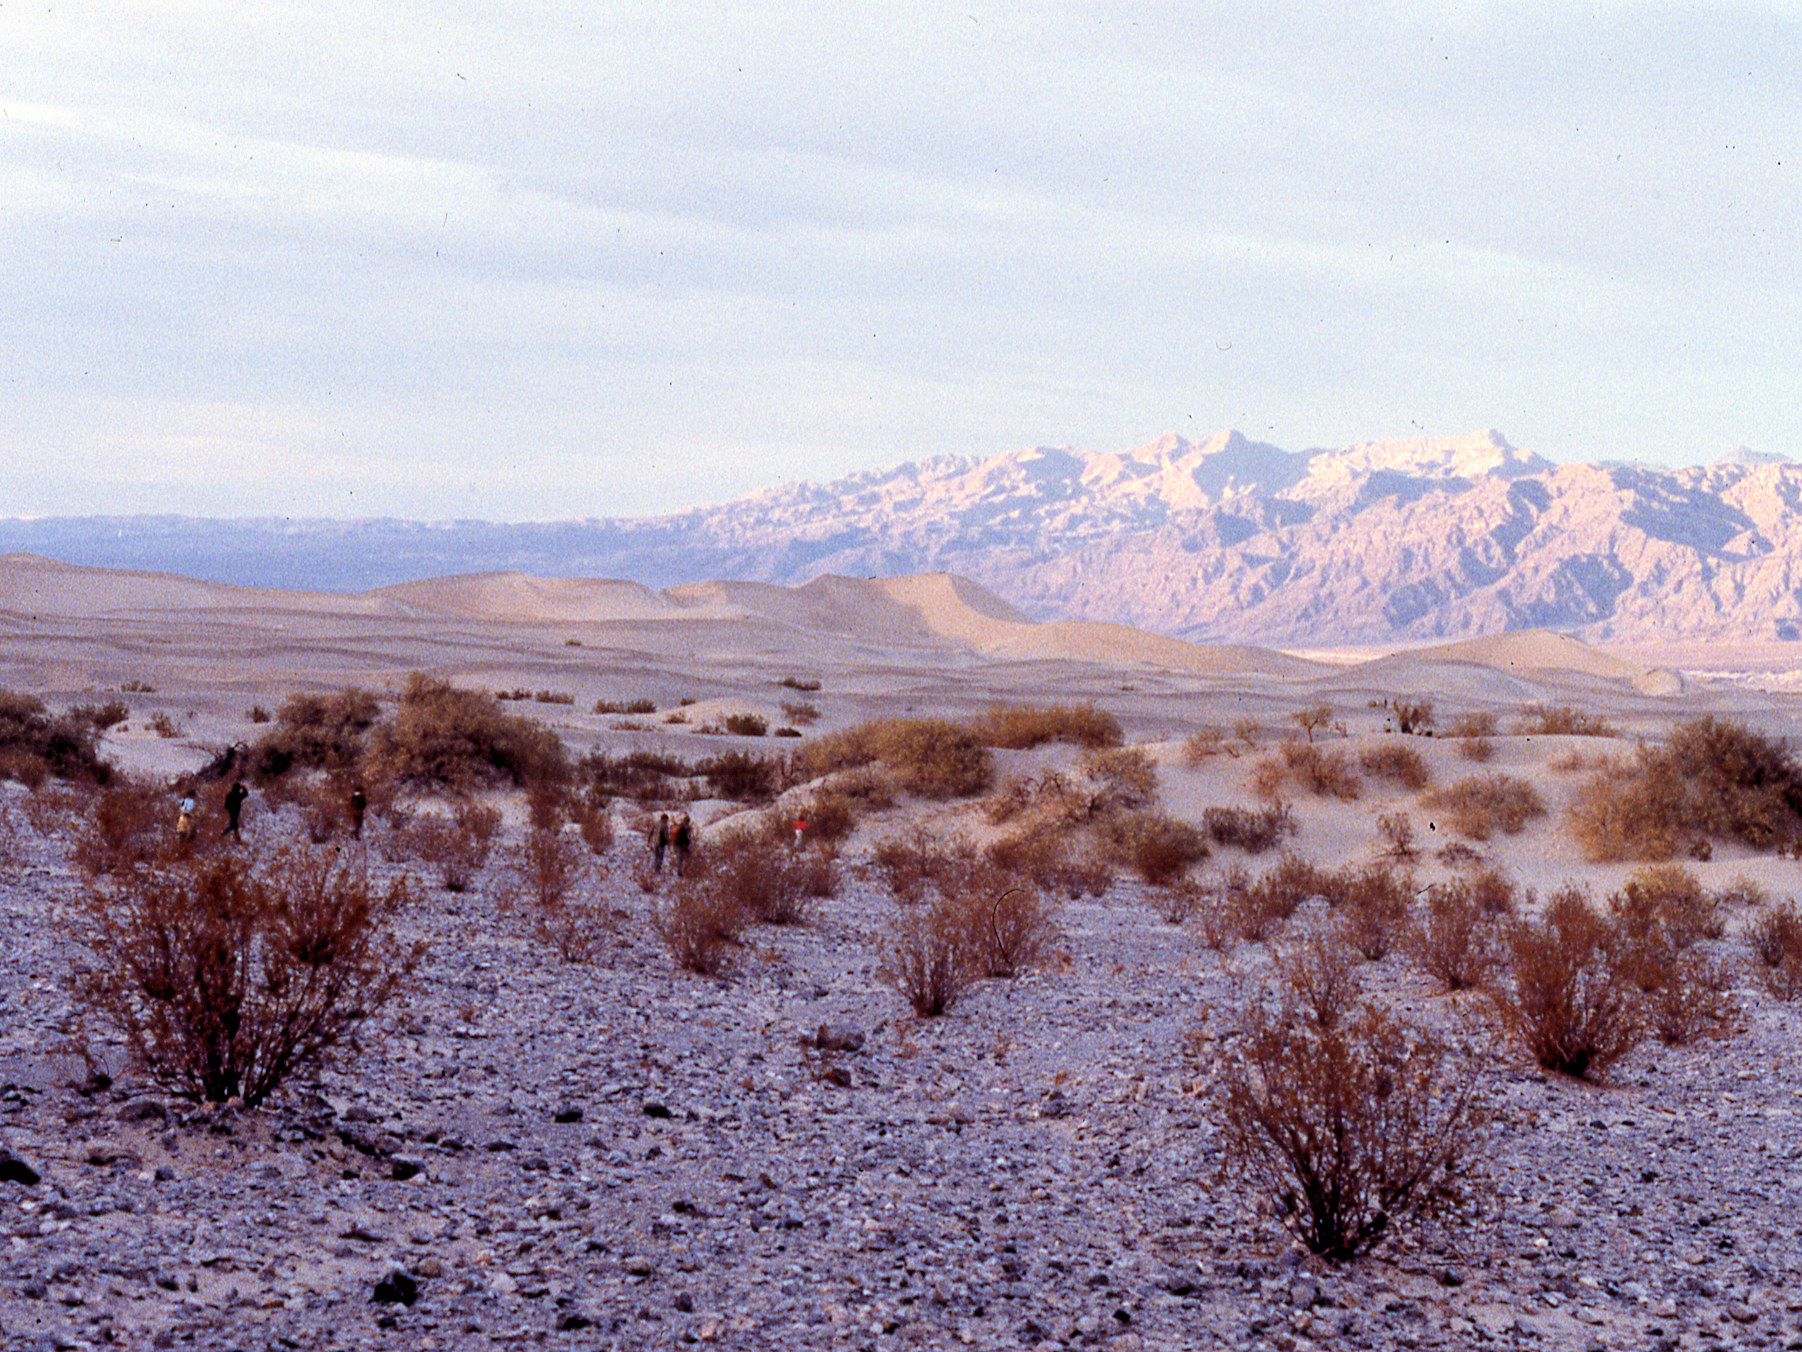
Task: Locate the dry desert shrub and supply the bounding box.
[1217,993,1488,1261]
[1458,737,1497,764]
[980,771,1073,825]
[513,828,613,962]
[1515,703,1617,737]
[1377,811,1418,861]
[1079,746,1160,812]
[973,702,1122,750]
[1274,921,1365,1028]
[1253,742,1362,801]
[249,687,380,780]
[1568,717,1802,861]
[792,788,859,844]
[1496,887,1642,1080]
[879,898,973,1017]
[1422,774,1545,840]
[1608,864,1725,950]
[400,799,501,892]
[985,820,1112,899]
[1408,880,1507,993]
[1182,726,1237,764]
[695,753,782,803]
[0,690,113,787]
[571,795,615,855]
[71,849,420,1105]
[1293,704,1336,743]
[779,699,820,727]
[698,829,835,926]
[1328,864,1415,962]
[72,778,176,876]
[1748,903,1802,1000]
[579,748,700,803]
[1095,809,1208,886]
[1446,711,1499,740]
[961,883,1059,979]
[368,674,570,793]
[652,883,745,976]
[1357,741,1432,791]
[799,717,991,799]
[869,824,960,904]
[1389,697,1435,736]
[1203,802,1297,855]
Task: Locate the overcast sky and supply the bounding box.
[3,3,1797,521]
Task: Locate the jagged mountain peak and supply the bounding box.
[1303,428,1552,486]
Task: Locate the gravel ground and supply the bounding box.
[3,790,1802,1352]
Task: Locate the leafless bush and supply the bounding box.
[869,824,960,904]
[1446,712,1499,740]
[1496,888,1642,1079]
[1274,922,1364,1027]
[1409,881,1506,993]
[799,718,992,799]
[1215,854,1324,943]
[249,687,381,780]
[71,849,420,1105]
[1749,902,1802,1000]
[723,712,768,737]
[1293,704,1335,744]
[962,883,1059,979]
[572,797,614,855]
[366,674,570,793]
[985,820,1111,899]
[703,822,841,922]
[1080,746,1160,812]
[1358,741,1431,791]
[1328,864,1414,961]
[1515,703,1617,737]
[1423,774,1545,840]
[1389,697,1435,736]
[1217,994,1488,1260]
[400,799,501,891]
[652,883,745,975]
[974,702,1122,750]
[1253,742,1362,801]
[1608,864,1724,951]
[1377,812,1417,861]
[72,778,174,876]
[1095,810,1207,885]
[0,690,113,786]
[1635,946,1739,1046]
[1182,726,1237,764]
[1203,802,1297,854]
[879,899,973,1017]
[515,828,611,962]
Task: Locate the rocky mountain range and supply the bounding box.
[7,429,1802,647]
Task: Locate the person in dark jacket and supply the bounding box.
[222,781,249,839]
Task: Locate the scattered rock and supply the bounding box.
[371,1269,419,1306]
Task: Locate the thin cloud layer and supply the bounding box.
[3,2,1797,520]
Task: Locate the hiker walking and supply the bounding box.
[222,781,249,839]
[349,785,368,840]
[176,793,196,843]
[672,814,693,875]
[651,813,671,872]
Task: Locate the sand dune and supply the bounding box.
[1349,629,1684,700]
[377,572,701,624]
[0,552,389,619]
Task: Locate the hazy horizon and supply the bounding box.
[6,4,1798,522]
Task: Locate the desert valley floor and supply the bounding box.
[4,553,1802,1351]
